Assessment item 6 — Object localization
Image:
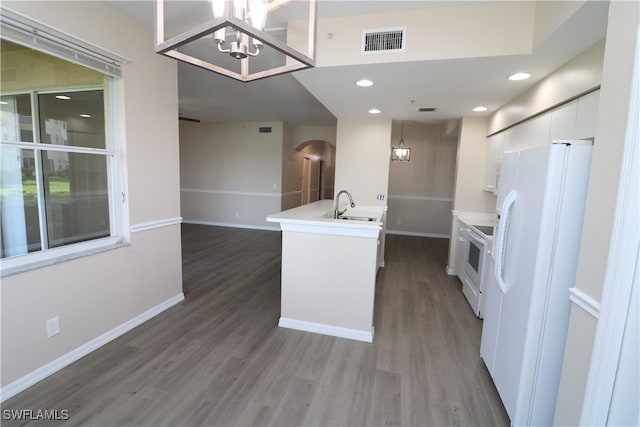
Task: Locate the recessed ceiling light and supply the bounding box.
[368,108,381,114]
[356,79,374,87]
[80,114,91,118]
[473,106,488,112]
[56,95,72,100]
[508,72,531,81]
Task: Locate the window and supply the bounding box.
[0,21,126,270]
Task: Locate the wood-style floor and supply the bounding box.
[2,224,509,426]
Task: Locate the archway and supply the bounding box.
[296,140,335,203]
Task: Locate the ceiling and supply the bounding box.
[108,1,609,127]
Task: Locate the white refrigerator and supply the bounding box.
[480,140,593,426]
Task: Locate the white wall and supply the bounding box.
[555,1,640,423]
[315,2,535,66]
[280,230,377,335]
[1,1,182,393]
[334,118,391,208]
[387,122,457,237]
[180,121,336,226]
[532,1,585,49]
[292,125,336,148]
[180,121,284,229]
[452,116,496,214]
[281,122,300,211]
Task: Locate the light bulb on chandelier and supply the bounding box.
[213,0,268,59]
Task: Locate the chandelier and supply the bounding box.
[391,120,411,162]
[154,0,317,82]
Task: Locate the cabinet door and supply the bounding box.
[510,114,551,151]
[575,90,599,139]
[455,220,468,281]
[550,100,577,141]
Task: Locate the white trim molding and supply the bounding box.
[0,293,184,402]
[387,194,454,202]
[0,237,127,278]
[130,217,183,233]
[278,317,374,343]
[181,188,280,198]
[281,190,302,198]
[182,219,279,232]
[569,287,601,319]
[386,229,449,239]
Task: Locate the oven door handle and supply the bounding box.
[495,190,517,294]
[465,228,484,246]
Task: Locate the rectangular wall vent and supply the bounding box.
[361,27,406,55]
[259,126,272,133]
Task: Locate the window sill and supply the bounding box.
[0,237,130,278]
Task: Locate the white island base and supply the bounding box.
[267,200,385,343]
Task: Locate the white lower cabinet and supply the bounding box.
[455,219,468,281]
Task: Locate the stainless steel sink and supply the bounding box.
[338,215,376,222]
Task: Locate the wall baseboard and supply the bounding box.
[388,194,453,202]
[386,230,450,239]
[182,220,280,232]
[181,188,280,198]
[278,317,374,343]
[183,222,450,238]
[0,293,185,403]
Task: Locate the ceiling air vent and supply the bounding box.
[417,107,438,112]
[361,27,406,55]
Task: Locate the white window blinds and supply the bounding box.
[0,12,124,78]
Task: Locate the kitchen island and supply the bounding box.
[267,199,385,342]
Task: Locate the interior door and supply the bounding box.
[309,159,320,203]
[302,156,320,205]
[302,157,310,205]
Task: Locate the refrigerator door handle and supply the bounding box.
[495,190,517,294]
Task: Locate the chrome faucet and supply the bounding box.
[334,190,356,219]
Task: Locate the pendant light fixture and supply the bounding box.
[212,0,267,59]
[154,0,317,82]
[391,120,411,162]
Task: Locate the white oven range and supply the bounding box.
[460,224,493,318]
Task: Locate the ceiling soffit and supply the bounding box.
[314,1,536,67]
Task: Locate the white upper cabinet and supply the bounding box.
[550,100,578,141]
[575,90,600,140]
[482,90,599,196]
[504,114,551,152]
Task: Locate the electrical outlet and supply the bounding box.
[234,211,240,219]
[397,218,403,225]
[46,316,60,337]
[376,194,385,201]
